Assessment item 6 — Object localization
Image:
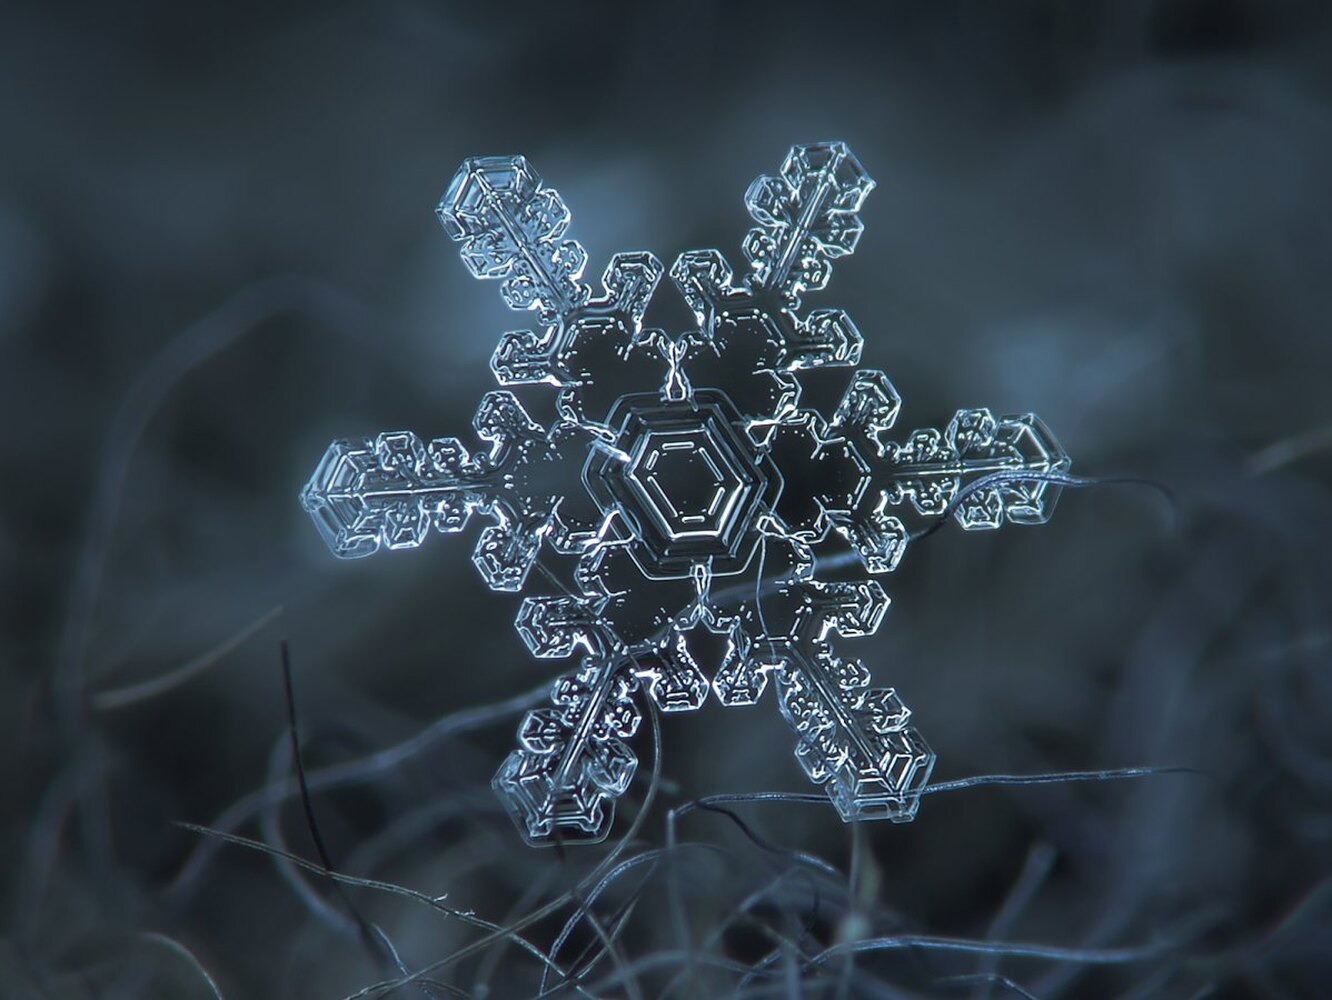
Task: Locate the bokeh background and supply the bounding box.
[4,1,1331,997]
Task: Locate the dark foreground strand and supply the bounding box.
[280,640,436,995]
[548,842,645,1000]
[803,933,1177,970]
[728,929,1182,996]
[53,280,372,921]
[333,688,668,999]
[659,765,1196,827]
[973,841,1058,1000]
[91,605,284,711]
[911,470,1177,544]
[707,470,1176,612]
[938,971,1043,1000]
[175,823,572,988]
[921,766,1203,795]
[538,697,667,997]
[540,694,655,1000]
[137,931,227,1000]
[169,680,550,901]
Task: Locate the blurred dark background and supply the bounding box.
[4,1,1331,997]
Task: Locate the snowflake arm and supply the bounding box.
[771,581,933,822]
[668,142,876,430]
[438,155,590,323]
[743,141,874,311]
[829,375,1071,531]
[299,431,484,559]
[819,374,1072,574]
[886,407,1070,528]
[494,654,641,845]
[300,390,558,592]
[439,156,670,426]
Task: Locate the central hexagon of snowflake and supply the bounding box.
[584,389,781,580]
[630,431,740,533]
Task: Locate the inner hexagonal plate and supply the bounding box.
[584,390,782,580]
[627,428,747,538]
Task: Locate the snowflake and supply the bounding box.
[300,142,1070,846]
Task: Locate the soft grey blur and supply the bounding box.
[3,2,1331,997]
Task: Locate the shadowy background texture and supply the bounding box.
[3,1,1331,997]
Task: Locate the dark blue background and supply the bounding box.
[4,2,1330,996]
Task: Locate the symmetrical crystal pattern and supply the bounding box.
[301,142,1071,845]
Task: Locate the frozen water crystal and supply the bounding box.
[300,141,1071,845]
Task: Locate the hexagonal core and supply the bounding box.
[626,429,748,539]
[584,390,782,580]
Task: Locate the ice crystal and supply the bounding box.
[301,142,1071,845]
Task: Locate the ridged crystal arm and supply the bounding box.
[300,391,561,592]
[742,141,875,311]
[882,407,1070,528]
[667,143,876,434]
[772,580,934,823]
[437,155,670,417]
[493,652,641,846]
[299,431,493,559]
[826,371,1071,574]
[438,155,590,323]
